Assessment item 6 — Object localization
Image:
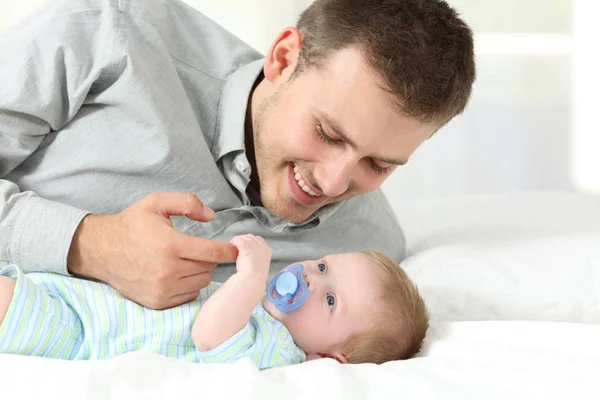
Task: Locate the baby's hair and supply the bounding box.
[340,251,429,364]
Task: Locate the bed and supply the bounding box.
[1,190,599,399]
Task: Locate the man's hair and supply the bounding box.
[341,251,429,364]
[295,0,476,127]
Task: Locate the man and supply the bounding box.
[0,0,475,309]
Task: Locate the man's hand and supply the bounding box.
[67,192,238,309]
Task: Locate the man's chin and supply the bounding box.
[262,196,316,224]
[270,207,314,225]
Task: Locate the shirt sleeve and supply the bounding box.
[0,0,124,274]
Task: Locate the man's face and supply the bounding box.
[251,47,435,223]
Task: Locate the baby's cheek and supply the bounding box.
[292,306,316,333]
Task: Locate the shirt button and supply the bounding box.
[234,159,250,176]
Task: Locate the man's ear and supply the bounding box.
[263,27,302,84]
[306,352,348,364]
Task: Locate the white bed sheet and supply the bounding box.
[1,320,598,399]
[1,190,599,399]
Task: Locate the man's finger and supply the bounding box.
[143,192,215,222]
[177,270,212,293]
[174,231,239,263]
[177,260,217,276]
[167,291,204,309]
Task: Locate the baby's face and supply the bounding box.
[263,252,382,361]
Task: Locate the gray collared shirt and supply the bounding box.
[0,0,405,282]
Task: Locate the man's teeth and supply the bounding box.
[293,165,319,196]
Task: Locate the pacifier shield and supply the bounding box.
[267,263,308,312]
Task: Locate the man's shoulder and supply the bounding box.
[54,0,262,89]
[331,189,401,227]
[115,0,262,79]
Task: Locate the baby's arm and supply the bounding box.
[0,276,16,326]
[192,234,271,351]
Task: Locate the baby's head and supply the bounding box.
[263,251,429,364]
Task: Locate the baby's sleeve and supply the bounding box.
[194,322,256,364]
[194,311,306,369]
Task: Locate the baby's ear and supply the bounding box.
[306,352,347,364]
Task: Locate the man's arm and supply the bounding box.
[0,0,239,309]
[192,235,271,351]
[0,0,121,275]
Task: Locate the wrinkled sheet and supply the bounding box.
[1,321,599,399]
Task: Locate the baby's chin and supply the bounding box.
[262,296,299,336]
[262,296,310,352]
[261,296,281,320]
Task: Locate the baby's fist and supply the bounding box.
[230,234,272,276]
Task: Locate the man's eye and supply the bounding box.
[318,263,327,273]
[316,123,340,145]
[367,158,391,175]
[326,294,336,311]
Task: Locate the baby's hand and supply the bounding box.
[230,234,272,278]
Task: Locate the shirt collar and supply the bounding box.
[212,58,265,161]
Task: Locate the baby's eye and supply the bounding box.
[318,263,327,274]
[326,294,336,311]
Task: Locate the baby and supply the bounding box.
[0,234,428,369]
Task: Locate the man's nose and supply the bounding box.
[315,159,355,198]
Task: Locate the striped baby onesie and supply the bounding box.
[0,265,306,369]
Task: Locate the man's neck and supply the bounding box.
[244,71,264,197]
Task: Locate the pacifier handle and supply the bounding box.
[275,271,298,297]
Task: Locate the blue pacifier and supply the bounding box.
[267,263,308,312]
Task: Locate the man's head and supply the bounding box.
[262,251,429,364]
[248,0,475,223]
